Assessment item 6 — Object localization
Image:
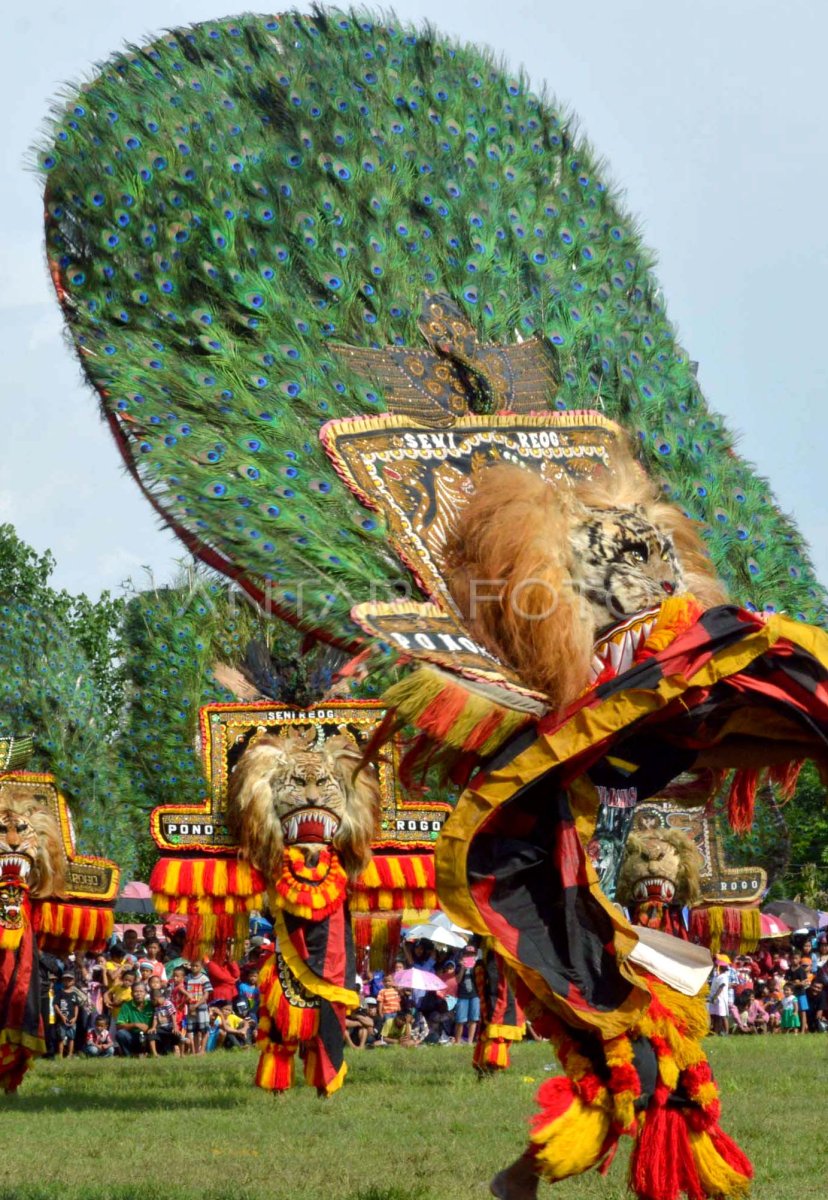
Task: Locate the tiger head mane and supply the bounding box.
[443,446,726,710]
[226,728,379,880]
[615,828,703,909]
[0,785,67,899]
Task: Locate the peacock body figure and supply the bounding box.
[38,10,828,1200]
[38,7,824,649]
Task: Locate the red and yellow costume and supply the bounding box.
[255,847,357,1096]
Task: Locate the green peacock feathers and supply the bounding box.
[38,7,826,649]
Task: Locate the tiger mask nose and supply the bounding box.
[662,581,675,595]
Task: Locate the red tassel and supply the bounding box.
[768,759,803,800]
[416,684,470,740]
[178,860,194,895]
[630,1105,704,1200]
[464,708,505,752]
[727,769,760,833]
[688,909,709,944]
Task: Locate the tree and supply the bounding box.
[720,763,828,900]
[0,524,136,871]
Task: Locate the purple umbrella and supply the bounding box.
[391,967,446,992]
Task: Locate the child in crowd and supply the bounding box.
[149,989,183,1057]
[781,984,801,1033]
[85,1014,115,1057]
[55,971,80,1058]
[377,975,402,1021]
[184,957,213,1054]
[236,968,259,1021]
[104,966,136,1018]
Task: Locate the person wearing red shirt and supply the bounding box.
[204,956,241,1004]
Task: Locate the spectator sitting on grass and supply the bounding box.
[85,1014,115,1057]
[215,1000,247,1050]
[55,971,81,1059]
[380,999,428,1047]
[345,1005,376,1050]
[115,982,154,1057]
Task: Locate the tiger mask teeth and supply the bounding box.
[280,808,341,846]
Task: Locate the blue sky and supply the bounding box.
[1,0,826,599]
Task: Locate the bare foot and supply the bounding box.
[490,1155,539,1200]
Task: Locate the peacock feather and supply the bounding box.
[38,7,826,650]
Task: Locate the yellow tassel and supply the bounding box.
[738,908,761,954]
[689,1131,752,1197]
[213,859,228,895]
[706,906,724,955]
[531,1096,612,1182]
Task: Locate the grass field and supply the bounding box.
[1,1038,825,1200]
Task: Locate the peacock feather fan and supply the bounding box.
[38,7,826,649]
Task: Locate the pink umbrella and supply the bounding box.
[391,967,446,992]
[760,912,790,938]
[121,880,152,898]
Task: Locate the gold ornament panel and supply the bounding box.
[0,772,120,902]
[351,599,547,713]
[322,411,625,611]
[632,801,766,906]
[150,702,452,853]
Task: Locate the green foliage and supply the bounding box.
[38,8,826,657]
[721,763,828,900]
[119,568,269,816]
[0,524,137,872]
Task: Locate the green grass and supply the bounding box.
[1,1039,825,1200]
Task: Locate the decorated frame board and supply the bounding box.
[0,771,120,902]
[150,701,452,854]
[322,411,623,615]
[631,800,766,906]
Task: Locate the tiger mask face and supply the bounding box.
[226,730,379,880]
[570,505,684,634]
[0,787,67,937]
[616,830,702,909]
[444,451,726,711]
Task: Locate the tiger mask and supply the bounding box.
[444,448,726,711]
[616,829,703,909]
[0,786,67,939]
[226,730,379,880]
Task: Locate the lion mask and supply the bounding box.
[616,829,702,909]
[443,447,726,710]
[226,729,379,880]
[0,786,67,934]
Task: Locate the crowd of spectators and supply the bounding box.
[44,921,828,1063]
[346,940,472,1050]
[706,933,828,1035]
[42,923,263,1060]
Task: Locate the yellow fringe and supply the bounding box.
[706,906,724,955]
[531,1095,612,1182]
[689,1131,752,1197]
